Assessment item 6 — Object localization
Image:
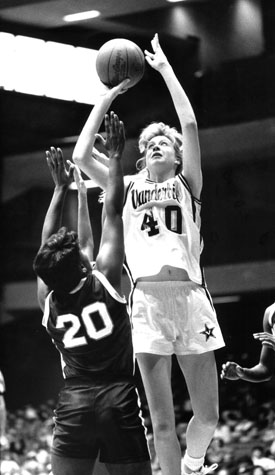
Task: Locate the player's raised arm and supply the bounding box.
[96,112,125,292]
[41,147,74,245]
[67,162,94,263]
[145,33,202,197]
[34,147,74,309]
[73,80,129,190]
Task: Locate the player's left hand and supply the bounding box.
[46,147,74,188]
[253,332,275,351]
[144,33,168,71]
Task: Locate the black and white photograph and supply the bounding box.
[1,1,275,475]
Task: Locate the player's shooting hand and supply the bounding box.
[101,78,130,99]
[97,111,125,160]
[220,361,244,380]
[144,33,168,72]
[46,147,74,188]
[253,332,275,351]
[113,78,131,94]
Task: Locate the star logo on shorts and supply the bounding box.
[200,324,216,341]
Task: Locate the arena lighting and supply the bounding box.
[63,10,100,22]
[212,296,241,304]
[234,0,262,33]
[0,32,104,104]
[166,0,208,2]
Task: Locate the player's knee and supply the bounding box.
[197,407,219,428]
[153,419,176,440]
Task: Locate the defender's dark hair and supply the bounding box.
[33,227,84,293]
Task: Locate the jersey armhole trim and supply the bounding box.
[42,291,53,328]
[123,180,135,207]
[92,269,127,304]
[178,173,202,204]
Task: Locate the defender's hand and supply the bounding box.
[221,361,244,380]
[96,111,125,160]
[253,332,275,351]
[46,147,74,187]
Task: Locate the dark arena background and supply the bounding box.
[1,1,275,474]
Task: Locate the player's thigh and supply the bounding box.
[51,453,96,475]
[137,353,174,423]
[177,351,219,418]
[105,460,152,475]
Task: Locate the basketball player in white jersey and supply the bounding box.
[221,303,275,382]
[73,33,225,475]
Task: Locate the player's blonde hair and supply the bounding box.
[136,122,183,174]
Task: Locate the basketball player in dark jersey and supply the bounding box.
[33,111,151,475]
[221,303,275,382]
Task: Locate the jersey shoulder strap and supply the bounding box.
[92,269,126,304]
[42,291,53,328]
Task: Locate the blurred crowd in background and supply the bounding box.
[1,365,275,475]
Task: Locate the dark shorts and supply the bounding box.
[52,378,150,463]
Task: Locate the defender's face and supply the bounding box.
[145,135,176,172]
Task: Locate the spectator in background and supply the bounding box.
[0,369,9,449]
[251,446,275,472]
[251,466,266,475]
[236,456,253,475]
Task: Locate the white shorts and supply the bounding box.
[130,281,225,355]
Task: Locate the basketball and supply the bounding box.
[96,38,145,89]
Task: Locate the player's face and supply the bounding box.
[145,135,176,174]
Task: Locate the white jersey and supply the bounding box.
[123,172,204,285]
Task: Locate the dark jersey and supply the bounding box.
[42,270,134,381]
